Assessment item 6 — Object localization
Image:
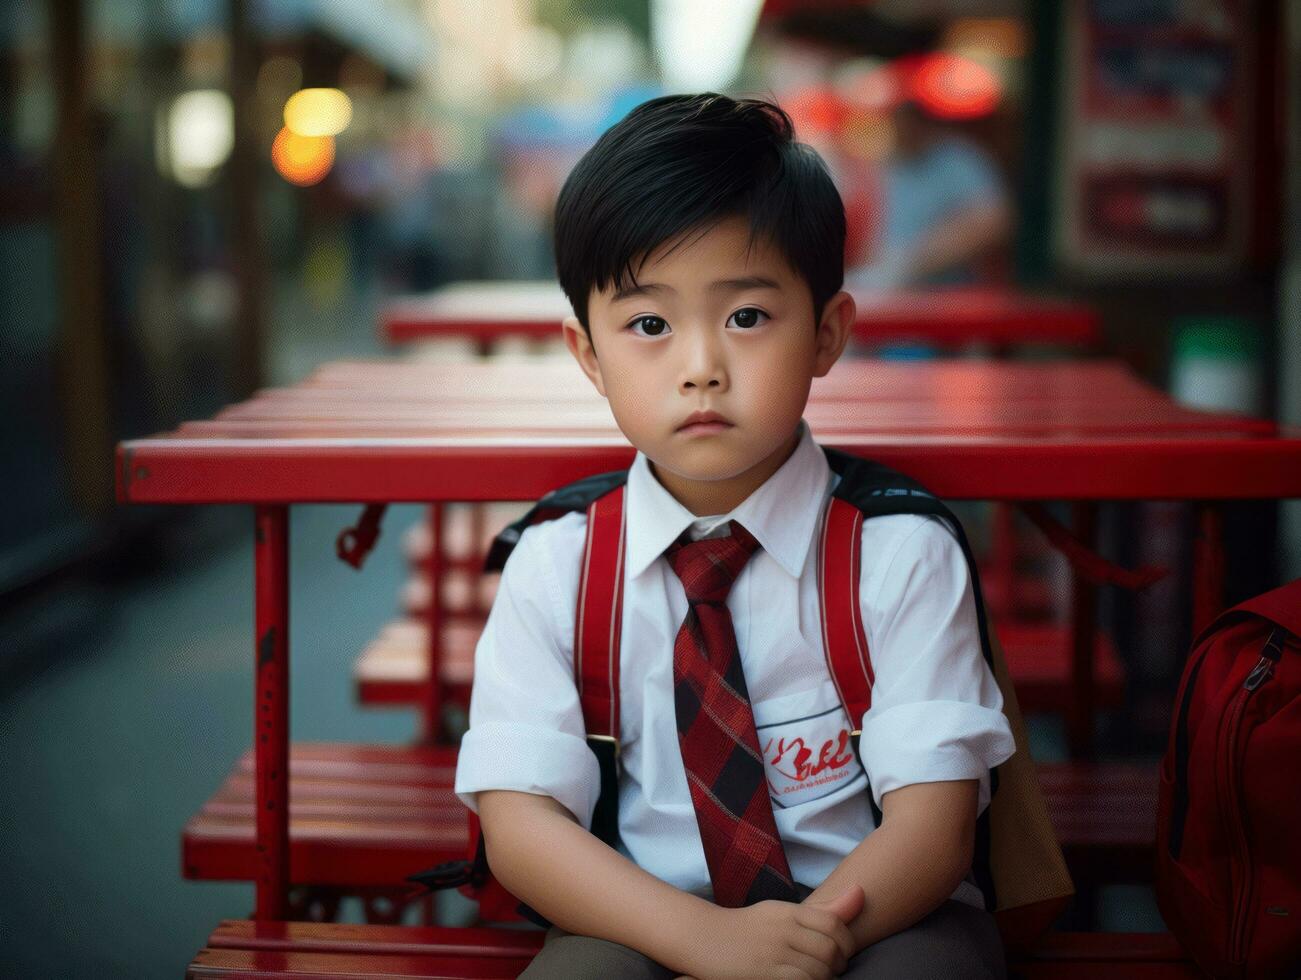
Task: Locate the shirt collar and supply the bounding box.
[623,421,831,580]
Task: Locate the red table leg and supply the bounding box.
[1067,503,1098,759]
[1192,503,1225,637]
[254,505,290,920]
[423,502,445,743]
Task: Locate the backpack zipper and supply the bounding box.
[1224,629,1285,963]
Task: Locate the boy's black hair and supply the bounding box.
[553,93,847,334]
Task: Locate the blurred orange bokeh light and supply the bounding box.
[271,127,335,186]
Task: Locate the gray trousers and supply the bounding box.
[519,886,1006,979]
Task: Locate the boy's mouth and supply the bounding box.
[676,410,733,435]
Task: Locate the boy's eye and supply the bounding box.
[728,307,768,330]
[629,315,670,337]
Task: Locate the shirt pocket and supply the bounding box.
[753,679,865,811]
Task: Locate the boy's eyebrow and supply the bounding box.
[610,275,781,303]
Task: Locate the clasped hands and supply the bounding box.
[672,884,865,980]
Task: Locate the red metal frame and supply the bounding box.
[1192,504,1226,637]
[423,504,445,742]
[254,505,290,919]
[1067,504,1099,759]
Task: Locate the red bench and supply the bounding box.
[188,920,1197,978]
[1037,761,1157,885]
[183,743,467,921]
[354,619,477,709]
[1011,932,1199,978]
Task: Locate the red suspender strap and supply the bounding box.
[817,497,873,732]
[575,486,626,742]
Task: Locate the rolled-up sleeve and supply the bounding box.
[857,516,1015,814]
[454,516,602,829]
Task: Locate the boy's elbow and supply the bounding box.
[947,826,976,892]
[883,779,978,895]
[475,789,577,883]
[944,803,979,895]
[921,816,974,902]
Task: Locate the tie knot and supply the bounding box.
[664,520,761,605]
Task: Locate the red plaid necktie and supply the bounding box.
[664,520,799,907]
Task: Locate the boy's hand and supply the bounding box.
[674,885,863,980]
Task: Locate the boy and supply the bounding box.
[453,94,1015,979]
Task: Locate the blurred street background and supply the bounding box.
[2,0,1299,975]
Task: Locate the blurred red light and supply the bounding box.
[909,53,1001,120]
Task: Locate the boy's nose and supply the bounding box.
[679,331,729,393]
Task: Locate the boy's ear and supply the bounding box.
[813,290,856,378]
[562,314,606,397]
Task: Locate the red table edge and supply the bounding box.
[117,435,1301,505]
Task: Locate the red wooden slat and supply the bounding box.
[190,927,1195,978]
[1012,940,1201,980]
[1038,761,1157,884]
[230,743,458,783]
[186,947,531,979]
[213,775,457,806]
[207,920,545,957]
[182,814,465,886]
[184,743,467,886]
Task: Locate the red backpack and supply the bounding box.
[1155,578,1301,979]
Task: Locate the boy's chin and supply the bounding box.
[646,445,769,485]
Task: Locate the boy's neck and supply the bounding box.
[648,425,803,518]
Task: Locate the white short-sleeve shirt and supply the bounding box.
[454,421,1015,907]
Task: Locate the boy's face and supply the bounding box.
[563,214,855,515]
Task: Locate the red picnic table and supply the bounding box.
[380,281,1100,352]
[117,358,1301,932]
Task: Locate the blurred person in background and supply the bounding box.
[848,95,1011,290]
[757,8,1014,292]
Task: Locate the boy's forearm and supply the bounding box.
[805,780,977,951]
[477,790,717,975]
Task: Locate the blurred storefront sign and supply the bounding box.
[1056,0,1250,276]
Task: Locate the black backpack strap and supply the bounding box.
[405,834,487,891]
[484,469,629,573]
[823,446,999,911]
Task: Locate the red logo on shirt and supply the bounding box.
[762,728,855,787]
